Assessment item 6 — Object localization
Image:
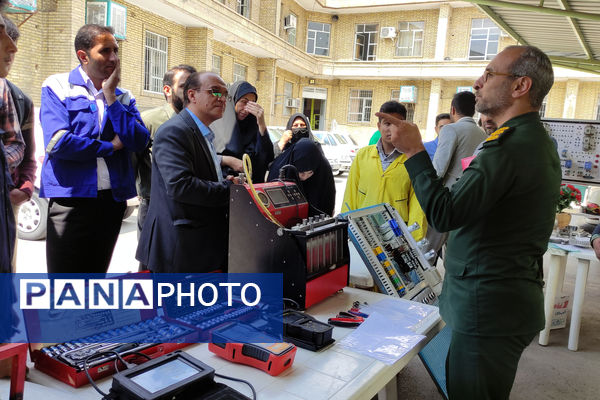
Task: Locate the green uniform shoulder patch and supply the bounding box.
[482,126,514,147]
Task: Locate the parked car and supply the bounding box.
[333,132,359,160]
[16,109,138,241]
[268,126,341,174]
[267,126,285,144]
[314,131,350,175]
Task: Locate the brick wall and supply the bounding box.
[7,0,599,131]
[546,81,566,118]
[575,82,600,120]
[330,9,440,61]
[212,42,259,85]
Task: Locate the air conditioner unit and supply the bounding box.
[380,27,396,39]
[284,14,297,30]
[286,98,300,108]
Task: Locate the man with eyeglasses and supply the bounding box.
[137,71,238,273]
[380,45,560,399]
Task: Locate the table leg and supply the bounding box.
[568,258,590,351]
[556,255,567,293]
[539,253,566,346]
[377,375,398,400]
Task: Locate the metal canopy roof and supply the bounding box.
[464,0,600,74]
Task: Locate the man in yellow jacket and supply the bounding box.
[342,101,426,241]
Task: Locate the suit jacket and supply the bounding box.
[133,104,177,200]
[432,116,486,188]
[136,109,232,273]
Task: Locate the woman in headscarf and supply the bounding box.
[268,137,335,217]
[211,81,274,182]
[273,113,315,157]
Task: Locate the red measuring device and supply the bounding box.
[208,322,297,376]
[208,342,296,376]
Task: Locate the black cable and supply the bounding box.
[277,164,330,217]
[129,351,152,361]
[283,297,300,310]
[83,353,111,398]
[83,350,138,397]
[215,372,257,400]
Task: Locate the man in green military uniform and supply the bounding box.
[379,45,560,399]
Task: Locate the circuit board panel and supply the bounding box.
[543,118,600,185]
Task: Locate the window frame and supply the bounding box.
[283,81,293,116]
[539,96,548,118]
[143,31,169,94]
[390,90,416,122]
[395,21,424,57]
[354,23,378,61]
[348,89,373,123]
[211,55,222,75]
[233,62,247,83]
[306,21,331,56]
[237,0,250,18]
[468,18,501,61]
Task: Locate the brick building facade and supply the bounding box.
[6,0,600,143]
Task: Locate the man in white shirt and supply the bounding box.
[40,24,149,272]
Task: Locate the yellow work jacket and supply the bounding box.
[342,145,427,241]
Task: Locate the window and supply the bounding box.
[284,81,293,116]
[86,1,107,26]
[539,96,548,118]
[469,18,500,60]
[237,0,249,18]
[144,31,168,93]
[348,90,372,123]
[233,63,247,82]
[354,24,378,61]
[405,103,415,122]
[288,27,297,46]
[211,55,221,75]
[86,0,127,39]
[390,90,416,122]
[307,22,331,56]
[396,21,424,57]
[110,3,127,39]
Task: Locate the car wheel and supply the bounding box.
[123,205,136,220]
[17,191,48,241]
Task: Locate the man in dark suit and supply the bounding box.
[136,71,236,273]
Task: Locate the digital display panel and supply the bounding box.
[130,358,199,393]
[265,188,289,206]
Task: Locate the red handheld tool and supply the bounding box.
[327,312,364,328]
[208,342,296,376]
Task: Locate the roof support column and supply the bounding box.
[435,3,452,61]
[426,78,443,140]
[256,58,277,126]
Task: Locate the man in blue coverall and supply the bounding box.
[40,24,149,273]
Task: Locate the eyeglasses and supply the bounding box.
[191,88,232,101]
[482,70,520,83]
